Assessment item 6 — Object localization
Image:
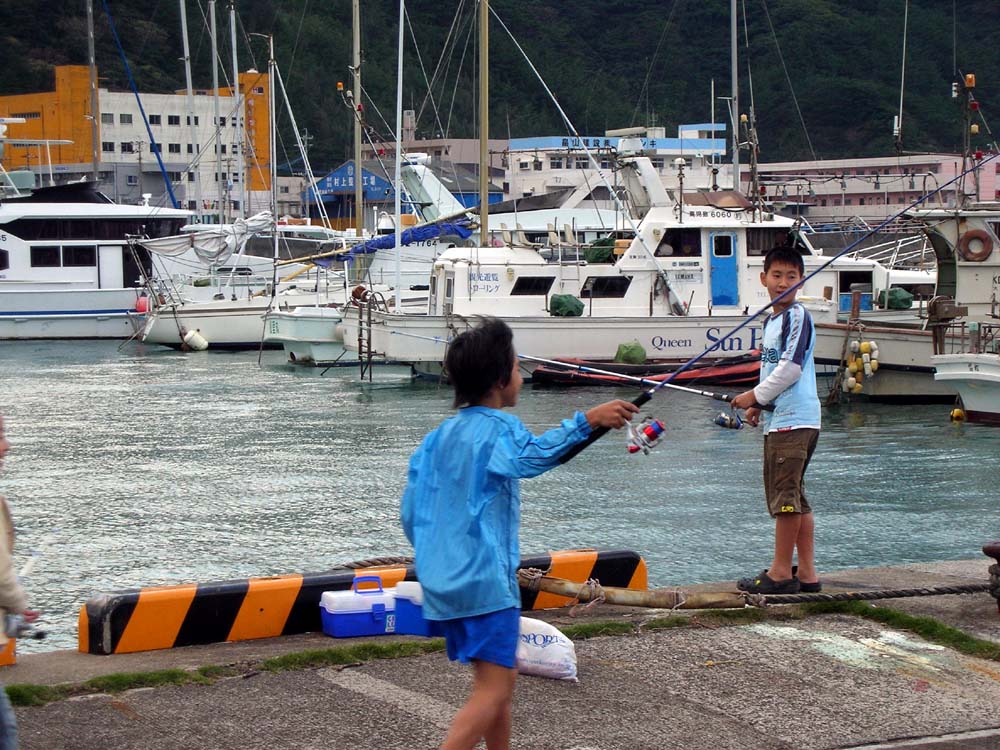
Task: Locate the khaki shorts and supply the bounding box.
[763,428,819,517]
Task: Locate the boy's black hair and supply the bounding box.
[763,245,804,275]
[444,317,516,408]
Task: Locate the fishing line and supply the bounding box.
[560,151,1000,462]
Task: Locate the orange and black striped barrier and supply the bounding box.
[78,548,646,655]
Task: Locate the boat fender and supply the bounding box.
[957,229,993,262]
[860,341,872,354]
[135,295,149,314]
[850,340,861,353]
[182,329,209,351]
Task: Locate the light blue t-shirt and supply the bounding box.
[758,302,821,433]
[400,406,591,621]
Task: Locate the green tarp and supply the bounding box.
[877,287,914,310]
[550,294,584,317]
[613,342,647,364]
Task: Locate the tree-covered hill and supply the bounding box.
[2,1,997,172]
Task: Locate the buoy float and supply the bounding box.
[950,408,966,422]
[135,295,149,314]
[182,329,209,351]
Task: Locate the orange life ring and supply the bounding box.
[956,228,993,262]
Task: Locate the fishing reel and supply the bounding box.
[627,416,666,455]
[713,407,744,430]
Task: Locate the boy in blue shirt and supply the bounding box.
[731,246,821,596]
[401,318,637,750]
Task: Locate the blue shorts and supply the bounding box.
[439,607,520,669]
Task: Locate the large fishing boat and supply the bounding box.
[0,182,191,340]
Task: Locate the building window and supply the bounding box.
[533,159,543,171]
[149,114,161,125]
[187,200,197,211]
[149,143,160,154]
[217,116,227,127]
[575,157,588,169]
[168,143,181,154]
[30,246,61,268]
[121,142,136,153]
[253,86,264,94]
[187,172,195,182]
[280,186,289,194]
[11,111,40,120]
[651,158,665,169]
[63,246,97,267]
[126,175,139,186]
[185,115,200,126]
[119,113,133,124]
[101,142,115,153]
[101,113,114,124]
[549,157,563,170]
[167,171,182,181]
[168,115,181,126]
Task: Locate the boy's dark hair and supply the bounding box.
[444,317,516,408]
[763,245,804,275]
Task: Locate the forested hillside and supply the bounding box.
[1,0,997,171]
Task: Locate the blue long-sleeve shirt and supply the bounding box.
[754,302,821,433]
[400,406,591,621]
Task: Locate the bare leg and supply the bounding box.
[794,511,817,583]
[769,513,802,581]
[441,660,516,750]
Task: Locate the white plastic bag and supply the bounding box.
[516,616,578,682]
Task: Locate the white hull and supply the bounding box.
[263,307,346,365]
[814,322,956,400]
[933,353,1000,424]
[0,287,143,339]
[342,308,768,373]
[142,299,280,349]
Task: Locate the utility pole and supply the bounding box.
[300,127,314,219]
[353,0,363,234]
[86,0,100,182]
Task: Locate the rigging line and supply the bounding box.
[628,0,681,128]
[896,0,909,153]
[403,4,464,202]
[490,5,685,315]
[760,0,817,161]
[562,150,1000,462]
[740,0,756,124]
[274,63,330,227]
[445,6,478,142]
[414,0,468,127]
[286,0,310,76]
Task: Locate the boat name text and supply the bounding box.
[705,326,763,352]
[651,336,693,350]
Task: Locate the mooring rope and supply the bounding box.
[329,556,414,571]
[752,582,991,607]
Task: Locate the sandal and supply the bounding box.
[736,571,800,594]
[738,567,821,593]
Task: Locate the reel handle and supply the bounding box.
[559,390,653,464]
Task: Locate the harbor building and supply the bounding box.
[0,64,286,221]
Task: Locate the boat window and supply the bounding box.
[65,220,96,240]
[656,228,700,257]
[581,275,632,298]
[0,250,8,271]
[63,246,97,267]
[216,266,255,276]
[30,246,61,267]
[510,276,555,296]
[746,228,807,256]
[445,276,454,299]
[713,235,734,257]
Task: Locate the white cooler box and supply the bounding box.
[394,581,444,637]
[320,575,396,638]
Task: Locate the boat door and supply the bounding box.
[709,232,738,306]
[442,270,455,315]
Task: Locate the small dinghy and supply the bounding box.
[531,350,760,387]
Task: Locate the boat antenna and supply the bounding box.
[893,0,910,154]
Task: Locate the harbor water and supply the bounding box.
[2,340,999,652]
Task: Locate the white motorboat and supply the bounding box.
[0,182,191,339]
[932,322,1000,424]
[813,200,1000,401]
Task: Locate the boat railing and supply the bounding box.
[934,321,1000,355]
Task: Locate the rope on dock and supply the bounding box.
[756,582,991,606]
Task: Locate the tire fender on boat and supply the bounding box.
[957,228,994,262]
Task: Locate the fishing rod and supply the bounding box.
[559,150,1000,462]
[516,352,773,411]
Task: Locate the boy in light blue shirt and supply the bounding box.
[402,318,637,750]
[732,246,821,595]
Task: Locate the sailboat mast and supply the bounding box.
[179,0,201,220]
[86,0,100,182]
[730,0,739,191]
[353,0,363,234]
[210,0,224,224]
[268,35,278,265]
[478,0,489,241]
[393,0,404,309]
[230,3,245,215]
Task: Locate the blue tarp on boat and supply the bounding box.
[313,220,474,268]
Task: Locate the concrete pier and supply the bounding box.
[8,559,1000,750]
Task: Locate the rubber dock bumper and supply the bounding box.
[79,548,647,655]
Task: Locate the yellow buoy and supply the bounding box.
[860,341,872,354]
[851,383,864,394]
[848,361,859,374]
[950,408,966,422]
[870,360,879,372]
